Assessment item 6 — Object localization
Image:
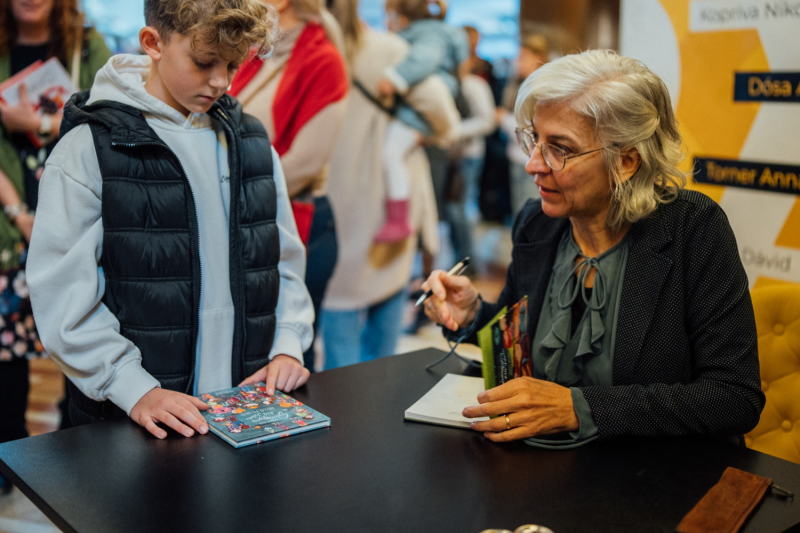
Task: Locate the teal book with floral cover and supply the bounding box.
[197,383,331,448]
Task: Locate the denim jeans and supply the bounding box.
[303,196,338,371]
[446,157,484,261]
[321,288,408,370]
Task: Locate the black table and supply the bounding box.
[2,348,800,533]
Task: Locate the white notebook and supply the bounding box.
[405,374,489,429]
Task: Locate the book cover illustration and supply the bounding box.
[0,57,78,148]
[487,296,532,387]
[198,383,330,448]
[477,306,507,391]
[491,319,511,385]
[508,296,532,379]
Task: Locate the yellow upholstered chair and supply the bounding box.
[745,284,800,464]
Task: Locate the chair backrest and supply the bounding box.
[745,284,800,464]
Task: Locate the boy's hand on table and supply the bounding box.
[239,354,310,396]
[130,388,209,440]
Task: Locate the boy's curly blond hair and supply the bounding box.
[145,0,277,61]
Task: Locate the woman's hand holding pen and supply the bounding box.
[421,270,481,331]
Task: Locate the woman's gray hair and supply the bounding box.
[515,49,687,230]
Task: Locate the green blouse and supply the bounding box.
[525,226,629,449]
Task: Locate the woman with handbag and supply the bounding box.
[321,0,459,369]
[0,0,110,494]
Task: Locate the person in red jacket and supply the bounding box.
[230,0,349,372]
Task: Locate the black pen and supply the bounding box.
[415,257,470,307]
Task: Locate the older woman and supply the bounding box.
[422,50,764,447]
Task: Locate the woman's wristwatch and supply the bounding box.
[4,203,28,223]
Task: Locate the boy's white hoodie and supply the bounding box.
[27,54,314,415]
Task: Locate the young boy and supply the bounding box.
[27,0,314,440]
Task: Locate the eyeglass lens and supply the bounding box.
[516,130,564,171]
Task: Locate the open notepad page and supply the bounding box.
[405,374,489,429]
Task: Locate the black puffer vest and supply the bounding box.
[61,92,280,411]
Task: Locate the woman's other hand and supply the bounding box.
[420,270,480,331]
[0,85,42,133]
[463,377,580,442]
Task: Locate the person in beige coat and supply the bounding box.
[321,0,459,369]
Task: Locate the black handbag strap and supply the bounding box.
[353,79,397,117]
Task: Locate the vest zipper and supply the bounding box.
[213,108,247,383]
[110,140,202,395]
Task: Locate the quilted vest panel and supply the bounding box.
[61,93,279,398]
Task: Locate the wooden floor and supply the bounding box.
[26,358,64,437]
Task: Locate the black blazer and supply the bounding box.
[463,190,765,440]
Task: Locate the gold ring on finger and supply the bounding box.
[505,413,511,430]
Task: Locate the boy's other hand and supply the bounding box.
[130,388,209,440]
[239,354,310,396]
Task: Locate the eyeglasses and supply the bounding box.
[515,128,605,172]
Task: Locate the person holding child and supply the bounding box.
[27,0,313,440]
[321,0,458,369]
[0,0,110,494]
[373,0,469,243]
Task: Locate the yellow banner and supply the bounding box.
[620,0,800,288]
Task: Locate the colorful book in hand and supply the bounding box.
[197,383,331,448]
[0,57,78,148]
[477,306,506,391]
[478,296,531,389]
